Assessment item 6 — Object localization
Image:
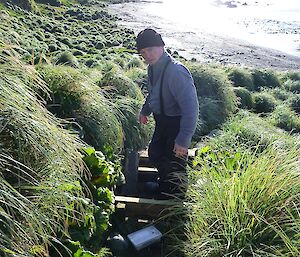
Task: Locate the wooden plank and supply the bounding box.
[138,149,148,158]
[139,148,198,159]
[115,195,179,219]
[138,167,158,172]
[115,195,176,206]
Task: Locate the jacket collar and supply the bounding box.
[150,51,171,74]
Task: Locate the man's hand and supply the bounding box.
[139,114,149,124]
[173,143,188,158]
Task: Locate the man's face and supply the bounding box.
[139,46,164,65]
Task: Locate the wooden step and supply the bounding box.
[138,172,158,183]
[138,148,198,159]
[137,167,158,183]
[115,195,179,219]
[138,167,158,172]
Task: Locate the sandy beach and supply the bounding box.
[108,0,300,71]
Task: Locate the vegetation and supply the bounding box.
[1,0,300,256]
[187,63,238,138]
[227,67,254,91]
[168,112,300,256]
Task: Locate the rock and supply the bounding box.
[107,233,129,256]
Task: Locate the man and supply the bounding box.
[136,28,199,198]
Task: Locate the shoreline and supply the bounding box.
[108,2,300,71]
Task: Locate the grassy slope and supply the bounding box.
[1,0,300,256]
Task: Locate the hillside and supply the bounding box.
[0,0,300,256]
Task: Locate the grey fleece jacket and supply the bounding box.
[141,52,199,148]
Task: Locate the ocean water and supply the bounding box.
[114,0,300,57]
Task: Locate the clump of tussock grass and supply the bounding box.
[253,91,277,114]
[268,87,293,101]
[233,87,253,109]
[178,143,300,257]
[167,114,300,256]
[0,47,90,255]
[251,68,281,91]
[39,64,124,152]
[283,79,300,94]
[114,97,154,150]
[7,0,39,11]
[280,71,300,83]
[124,67,147,92]
[125,55,144,69]
[187,63,238,137]
[269,105,300,133]
[55,51,78,67]
[99,62,144,100]
[289,94,300,114]
[208,110,297,152]
[98,62,152,150]
[227,66,254,91]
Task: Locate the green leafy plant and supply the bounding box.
[53,147,125,256]
[81,147,124,188]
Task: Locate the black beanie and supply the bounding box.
[136,29,165,52]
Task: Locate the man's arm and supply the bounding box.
[169,65,199,152]
[139,94,152,124]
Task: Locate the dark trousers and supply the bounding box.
[148,114,188,196]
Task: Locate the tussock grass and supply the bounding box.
[0,47,90,255]
[55,51,79,67]
[187,63,237,137]
[284,79,300,94]
[98,62,153,150]
[280,71,300,83]
[39,64,124,152]
[208,110,297,152]
[269,87,293,101]
[253,91,277,114]
[289,94,300,115]
[124,67,147,92]
[99,63,144,100]
[114,96,153,150]
[168,113,300,256]
[125,55,144,69]
[227,67,254,91]
[251,69,281,91]
[233,87,253,110]
[181,144,300,256]
[269,105,300,133]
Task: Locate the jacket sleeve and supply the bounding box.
[140,93,152,116]
[168,65,199,148]
[140,66,152,116]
